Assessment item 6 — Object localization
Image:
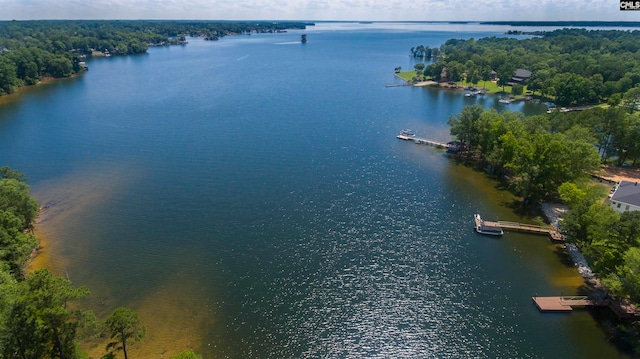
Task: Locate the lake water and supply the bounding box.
[0,22,628,358]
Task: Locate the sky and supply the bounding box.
[0,0,638,22]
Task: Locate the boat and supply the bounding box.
[498,98,511,104]
[400,129,415,136]
[474,214,504,236]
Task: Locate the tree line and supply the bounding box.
[0,167,201,358]
[0,20,309,96]
[410,28,640,106]
[447,105,605,204]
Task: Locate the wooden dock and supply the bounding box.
[533,296,606,312]
[385,84,407,87]
[496,221,553,234]
[396,134,450,149]
[479,217,564,241]
[533,295,640,319]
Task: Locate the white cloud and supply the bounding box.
[0,0,633,21]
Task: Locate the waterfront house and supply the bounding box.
[511,68,532,84]
[609,180,640,213]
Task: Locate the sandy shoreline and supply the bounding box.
[601,164,640,183]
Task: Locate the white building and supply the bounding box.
[610,181,640,213]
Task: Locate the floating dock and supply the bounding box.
[533,296,606,312]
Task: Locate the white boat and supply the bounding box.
[498,98,511,104]
[474,214,504,236]
[400,129,415,136]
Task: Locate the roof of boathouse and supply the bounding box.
[514,68,532,79]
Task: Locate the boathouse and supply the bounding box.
[609,180,640,213]
[511,68,532,84]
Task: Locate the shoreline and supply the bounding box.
[449,153,639,318]
[0,71,87,105]
[393,72,544,103]
[26,204,63,274]
[541,203,595,279]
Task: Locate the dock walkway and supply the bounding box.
[496,221,554,235]
[396,134,450,149]
[533,296,606,312]
[533,295,640,318]
[479,217,565,241]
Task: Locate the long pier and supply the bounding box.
[478,217,565,241]
[396,134,451,149]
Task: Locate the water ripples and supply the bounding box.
[219,159,528,358]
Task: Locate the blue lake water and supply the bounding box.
[0,22,628,358]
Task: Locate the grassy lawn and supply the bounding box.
[464,80,505,93]
[459,80,518,94]
[395,71,434,82]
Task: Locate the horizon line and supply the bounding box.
[1,19,640,24]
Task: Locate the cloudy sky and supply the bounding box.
[0,0,636,21]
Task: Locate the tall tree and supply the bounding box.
[623,86,640,113]
[447,104,484,154]
[496,65,515,93]
[104,307,146,359]
[8,269,92,359]
[0,177,39,230]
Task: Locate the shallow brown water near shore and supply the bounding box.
[31,164,214,357]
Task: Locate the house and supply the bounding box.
[609,181,640,213]
[511,68,532,85]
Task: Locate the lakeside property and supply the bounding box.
[394,71,540,102]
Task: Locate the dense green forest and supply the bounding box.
[448,104,640,201]
[0,20,309,95]
[448,105,602,203]
[412,28,640,107]
[0,166,201,358]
